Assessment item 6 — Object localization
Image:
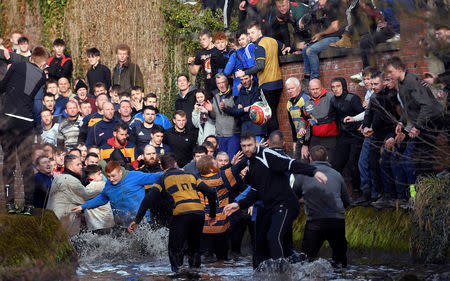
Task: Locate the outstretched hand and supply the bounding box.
[71,206,82,212]
[231,151,244,165]
[207,217,217,226]
[223,203,240,217]
[314,171,328,185]
[128,221,139,234]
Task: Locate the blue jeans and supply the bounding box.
[302,36,339,79]
[218,133,241,160]
[358,137,377,198]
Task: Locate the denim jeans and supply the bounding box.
[218,133,241,160]
[302,36,339,79]
[358,137,377,198]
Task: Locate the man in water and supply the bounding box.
[224,131,327,268]
[128,153,217,273]
[293,145,350,267]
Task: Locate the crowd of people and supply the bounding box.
[0,0,448,274]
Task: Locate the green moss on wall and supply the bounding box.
[0,208,77,278]
[293,206,411,253]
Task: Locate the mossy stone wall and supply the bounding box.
[0,209,77,280]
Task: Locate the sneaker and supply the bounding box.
[393,199,410,209]
[371,197,395,209]
[350,72,363,83]
[329,33,352,48]
[386,33,400,43]
[6,203,19,214]
[353,190,371,206]
[22,204,34,216]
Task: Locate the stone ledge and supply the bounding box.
[280,42,401,65]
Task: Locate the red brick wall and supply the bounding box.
[278,17,429,151]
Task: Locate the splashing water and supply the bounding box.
[73,224,449,280]
[72,223,169,264]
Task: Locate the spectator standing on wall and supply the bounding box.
[236,21,290,134]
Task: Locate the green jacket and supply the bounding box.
[112,61,144,91]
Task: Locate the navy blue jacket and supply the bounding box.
[232,81,267,136]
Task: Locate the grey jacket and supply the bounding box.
[398,72,444,130]
[192,107,216,144]
[293,161,350,221]
[210,88,240,137]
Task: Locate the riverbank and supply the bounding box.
[0,209,78,281]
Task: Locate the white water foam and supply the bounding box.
[71,222,169,264]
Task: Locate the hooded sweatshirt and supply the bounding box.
[175,84,197,131]
[329,77,365,135]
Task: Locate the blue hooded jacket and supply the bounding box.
[81,170,162,226]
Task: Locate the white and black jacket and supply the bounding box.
[237,146,317,212]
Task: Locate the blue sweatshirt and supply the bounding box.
[82,170,162,225]
[131,112,172,130]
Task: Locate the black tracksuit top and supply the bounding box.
[0,61,46,120]
[237,146,317,212]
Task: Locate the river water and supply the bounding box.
[73,223,449,281]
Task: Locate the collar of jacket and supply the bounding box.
[311,161,332,168]
[107,136,128,149]
[201,172,218,178]
[219,87,231,96]
[178,84,196,99]
[63,168,82,181]
[312,88,328,102]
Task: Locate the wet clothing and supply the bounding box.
[235,146,316,265]
[237,146,316,212]
[163,128,197,168]
[294,161,349,266]
[294,161,350,220]
[134,168,217,271]
[48,169,115,236]
[301,218,347,266]
[86,63,111,95]
[199,160,246,260]
[112,61,144,91]
[199,159,247,234]
[47,54,73,81]
[82,170,162,226]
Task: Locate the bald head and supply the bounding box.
[143,145,158,165]
[102,101,115,121]
[309,79,322,98]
